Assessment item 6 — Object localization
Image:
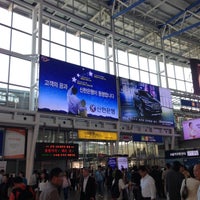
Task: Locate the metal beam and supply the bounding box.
[158,0,200,29]
[112,0,146,19]
[163,21,200,40]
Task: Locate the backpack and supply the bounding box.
[111,179,120,198]
[13,186,34,200]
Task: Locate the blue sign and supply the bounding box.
[39,56,118,119]
[108,157,117,169]
[133,134,163,143]
[119,77,174,126]
[181,99,200,108]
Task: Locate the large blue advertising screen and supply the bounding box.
[38,56,118,119]
[119,77,174,126]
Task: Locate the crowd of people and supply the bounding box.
[0,161,200,200]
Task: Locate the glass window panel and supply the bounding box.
[109,61,115,75]
[81,53,93,69]
[94,42,105,58]
[67,48,80,65]
[139,56,148,71]
[0,25,10,50]
[185,82,193,93]
[161,76,167,88]
[42,24,50,40]
[42,40,50,56]
[11,30,31,54]
[118,64,129,78]
[184,67,192,82]
[81,37,93,54]
[51,43,65,61]
[108,47,113,62]
[150,73,158,86]
[10,57,31,87]
[117,49,128,65]
[140,71,149,84]
[0,54,9,83]
[148,59,157,73]
[175,65,184,80]
[130,67,139,81]
[168,78,176,90]
[94,57,106,73]
[128,53,138,68]
[67,33,80,50]
[159,62,165,73]
[51,27,65,45]
[176,80,185,91]
[166,63,175,78]
[0,8,11,26]
[13,12,32,33]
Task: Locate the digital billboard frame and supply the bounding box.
[119,77,174,126]
[38,56,118,120]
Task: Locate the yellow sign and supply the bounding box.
[78,130,118,141]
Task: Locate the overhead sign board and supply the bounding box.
[78,130,118,141]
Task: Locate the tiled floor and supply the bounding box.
[67,189,167,200]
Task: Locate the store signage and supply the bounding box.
[35,143,79,160]
[165,149,200,159]
[78,130,118,141]
[133,134,163,143]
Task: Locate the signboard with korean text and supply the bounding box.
[133,134,163,143]
[35,143,79,160]
[78,130,118,141]
[38,56,118,120]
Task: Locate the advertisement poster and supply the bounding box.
[190,59,200,95]
[119,77,174,126]
[108,157,117,169]
[117,157,128,170]
[4,128,26,159]
[39,56,118,119]
[0,130,3,157]
[182,119,200,140]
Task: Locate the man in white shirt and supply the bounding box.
[193,163,200,200]
[138,165,156,200]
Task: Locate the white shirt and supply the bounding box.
[140,174,156,199]
[83,176,89,192]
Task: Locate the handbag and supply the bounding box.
[181,178,189,199]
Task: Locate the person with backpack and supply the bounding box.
[9,176,34,200]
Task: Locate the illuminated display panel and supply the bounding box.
[182,118,200,140]
[35,143,79,160]
[78,130,118,141]
[38,55,118,120]
[119,77,174,126]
